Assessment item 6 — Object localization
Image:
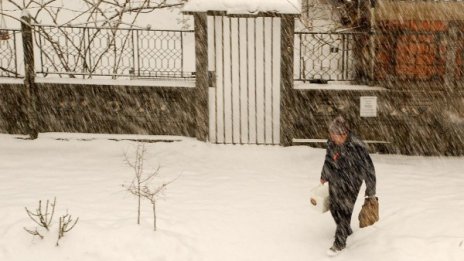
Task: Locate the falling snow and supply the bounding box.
[1,0,464,260]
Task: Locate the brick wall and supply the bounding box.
[375,20,449,81]
[456,25,464,80]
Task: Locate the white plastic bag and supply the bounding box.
[309,183,330,213]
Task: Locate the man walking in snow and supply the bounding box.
[320,116,377,256]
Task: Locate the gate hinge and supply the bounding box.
[208,71,216,88]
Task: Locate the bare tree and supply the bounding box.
[301,0,371,31]
[2,0,188,78]
[23,227,44,240]
[123,143,150,225]
[300,0,338,31]
[5,0,187,27]
[123,142,180,231]
[126,174,178,231]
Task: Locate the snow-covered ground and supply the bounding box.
[0,133,463,261]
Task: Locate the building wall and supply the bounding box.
[375,20,450,81]
[292,1,464,155]
[372,5,464,155]
[376,1,464,21]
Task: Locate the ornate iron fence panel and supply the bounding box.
[136,29,192,78]
[294,32,363,82]
[34,25,195,79]
[0,29,21,78]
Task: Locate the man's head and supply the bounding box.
[329,116,350,145]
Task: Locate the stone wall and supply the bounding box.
[284,87,394,152]
[0,83,198,137]
[2,80,462,155]
[284,82,464,156]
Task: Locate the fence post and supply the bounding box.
[21,12,38,139]
[369,0,377,84]
[353,0,372,84]
[280,15,295,146]
[445,22,458,91]
[193,12,208,142]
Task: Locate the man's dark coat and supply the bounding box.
[320,133,376,249]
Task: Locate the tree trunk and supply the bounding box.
[137,184,141,225]
[21,14,38,139]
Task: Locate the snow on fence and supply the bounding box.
[34,25,195,80]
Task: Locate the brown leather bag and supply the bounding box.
[358,197,379,228]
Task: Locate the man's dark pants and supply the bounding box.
[330,196,356,249]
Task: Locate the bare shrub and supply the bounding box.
[56,212,79,246]
[24,197,56,234]
[24,197,79,246]
[23,227,44,240]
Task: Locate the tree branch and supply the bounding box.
[23,227,44,239]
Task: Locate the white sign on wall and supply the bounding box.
[360,96,378,117]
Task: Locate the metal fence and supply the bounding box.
[0,29,21,78]
[294,32,364,82]
[2,25,462,84]
[294,30,463,83]
[34,25,195,79]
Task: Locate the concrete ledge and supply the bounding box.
[35,77,196,88]
[292,138,391,144]
[0,78,24,84]
[294,81,387,91]
[38,132,190,142]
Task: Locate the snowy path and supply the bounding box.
[0,134,463,261]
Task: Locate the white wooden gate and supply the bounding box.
[207,16,281,145]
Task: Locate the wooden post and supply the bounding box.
[21,13,38,139]
[193,13,208,141]
[369,0,377,84]
[353,0,372,84]
[280,15,295,146]
[445,22,458,91]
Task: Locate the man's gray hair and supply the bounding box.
[329,116,350,135]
